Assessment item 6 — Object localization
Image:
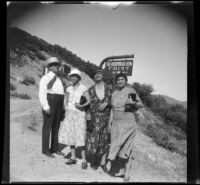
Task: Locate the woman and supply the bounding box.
[106,73,143,182]
[85,69,112,171]
[58,68,90,169]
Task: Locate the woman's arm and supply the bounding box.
[82,91,91,107]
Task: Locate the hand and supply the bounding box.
[75,103,83,109]
[45,109,51,116]
[125,98,137,105]
[98,102,108,111]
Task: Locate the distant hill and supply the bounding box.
[9,27,98,79]
[160,95,187,109]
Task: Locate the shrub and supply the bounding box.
[36,52,46,60]
[11,92,31,99]
[21,75,36,86]
[10,82,16,91]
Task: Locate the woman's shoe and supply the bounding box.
[100,164,109,173]
[123,177,130,182]
[114,168,125,177]
[81,162,88,169]
[65,159,77,165]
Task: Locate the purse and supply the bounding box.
[80,95,94,133]
[125,93,140,112]
[125,104,139,112]
[79,95,90,112]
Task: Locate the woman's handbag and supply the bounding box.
[125,104,139,112]
[80,95,94,133]
[125,93,141,112]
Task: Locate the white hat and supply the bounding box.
[69,68,81,79]
[47,57,60,67]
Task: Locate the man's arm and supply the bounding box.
[39,77,50,112]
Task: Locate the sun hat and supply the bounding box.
[46,57,61,67]
[68,68,81,80]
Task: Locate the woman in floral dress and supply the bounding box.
[85,69,112,171]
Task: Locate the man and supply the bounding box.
[39,57,65,158]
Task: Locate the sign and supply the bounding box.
[104,60,133,76]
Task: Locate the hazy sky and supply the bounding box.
[9,3,187,101]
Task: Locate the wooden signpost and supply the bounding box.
[99,54,134,76]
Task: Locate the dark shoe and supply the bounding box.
[114,169,125,178]
[81,162,88,169]
[91,164,98,170]
[123,177,130,182]
[55,151,65,156]
[44,152,55,158]
[100,164,109,173]
[65,159,77,165]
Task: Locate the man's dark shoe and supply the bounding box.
[65,159,77,165]
[55,151,65,156]
[44,152,55,158]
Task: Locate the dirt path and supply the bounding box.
[10,98,186,182]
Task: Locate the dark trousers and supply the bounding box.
[42,93,64,154]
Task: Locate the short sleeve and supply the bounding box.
[66,86,72,93]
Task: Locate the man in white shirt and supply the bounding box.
[39,57,65,158]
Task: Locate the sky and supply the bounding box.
[9,2,187,101]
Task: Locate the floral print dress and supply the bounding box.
[85,83,112,164]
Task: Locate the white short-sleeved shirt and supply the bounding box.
[66,83,87,111]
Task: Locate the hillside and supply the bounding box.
[160,95,187,109]
[9,27,186,182]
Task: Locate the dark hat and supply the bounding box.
[94,68,103,75]
[115,73,128,82]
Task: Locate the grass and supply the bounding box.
[21,75,36,86]
[137,110,186,156]
[11,92,31,99]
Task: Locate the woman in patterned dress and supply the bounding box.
[85,69,112,171]
[58,69,90,169]
[106,73,143,182]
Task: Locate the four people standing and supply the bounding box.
[39,57,143,181]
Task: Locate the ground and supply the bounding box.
[9,98,186,183]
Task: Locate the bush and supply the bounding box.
[36,52,46,60]
[10,82,16,91]
[21,75,36,86]
[132,82,154,103]
[11,92,31,99]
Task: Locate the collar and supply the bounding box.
[48,71,56,78]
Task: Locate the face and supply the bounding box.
[70,75,80,86]
[49,65,60,74]
[117,76,126,88]
[94,72,103,83]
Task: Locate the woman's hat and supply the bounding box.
[47,57,61,67]
[93,68,103,76]
[115,73,128,82]
[68,68,82,79]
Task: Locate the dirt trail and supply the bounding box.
[10,98,186,182]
